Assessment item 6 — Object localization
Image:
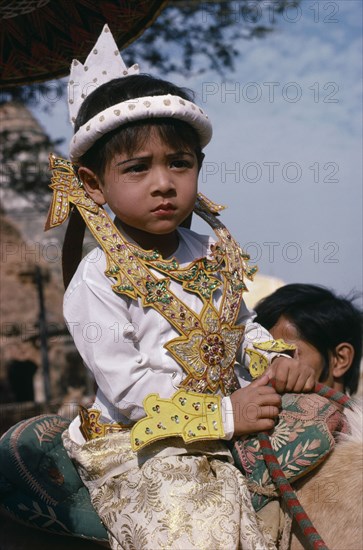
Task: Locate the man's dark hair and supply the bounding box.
[74,74,203,177]
[254,283,363,395]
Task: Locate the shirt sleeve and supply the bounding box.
[64,270,181,422]
[221,396,235,440]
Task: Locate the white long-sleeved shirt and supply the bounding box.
[64,227,277,443]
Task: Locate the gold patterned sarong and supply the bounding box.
[62,430,276,550]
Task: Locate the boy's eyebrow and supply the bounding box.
[115,157,147,167]
[115,151,195,167]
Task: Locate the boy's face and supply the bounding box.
[83,128,199,238]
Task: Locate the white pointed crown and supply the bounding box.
[68,25,212,161]
[68,25,139,125]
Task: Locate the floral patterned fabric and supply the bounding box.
[63,429,276,550]
[0,394,347,544]
[232,392,347,511]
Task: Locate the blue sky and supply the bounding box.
[32,0,362,303]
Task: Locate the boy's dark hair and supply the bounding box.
[254,283,363,395]
[74,74,203,177]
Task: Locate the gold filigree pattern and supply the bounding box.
[144,278,173,304]
[131,389,224,450]
[79,406,132,441]
[185,269,221,299]
[165,305,244,394]
[45,156,98,230]
[253,339,296,354]
[245,349,269,379]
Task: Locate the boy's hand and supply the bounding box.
[265,356,316,394]
[230,374,281,436]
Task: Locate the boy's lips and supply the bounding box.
[152,203,176,213]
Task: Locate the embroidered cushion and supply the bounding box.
[0,394,346,536]
[0,414,107,541]
[232,392,347,511]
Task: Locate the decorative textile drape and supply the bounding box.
[0,0,167,87]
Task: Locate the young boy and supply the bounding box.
[47,25,316,549]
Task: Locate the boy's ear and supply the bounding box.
[78,166,106,206]
[331,342,354,378]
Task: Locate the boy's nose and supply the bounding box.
[151,167,175,194]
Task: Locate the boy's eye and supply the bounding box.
[171,159,193,169]
[125,163,148,173]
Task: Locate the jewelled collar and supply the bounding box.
[46,155,257,396]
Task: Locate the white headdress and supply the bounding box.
[68,25,212,161]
